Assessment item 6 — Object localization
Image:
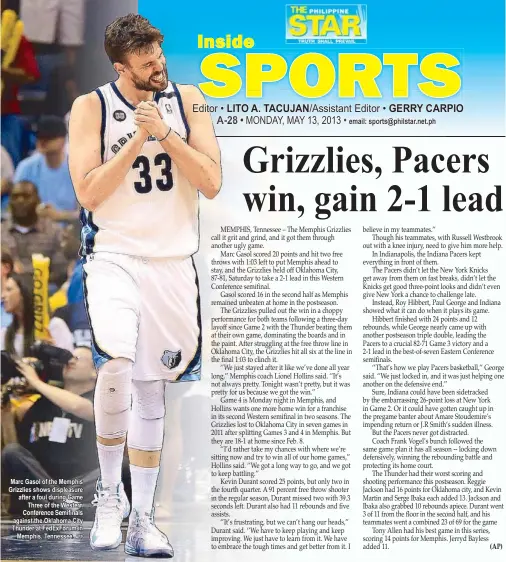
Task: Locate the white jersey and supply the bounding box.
[80,81,199,258]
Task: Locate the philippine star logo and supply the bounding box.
[161,349,182,369]
[286,4,367,44]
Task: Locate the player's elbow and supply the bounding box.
[202,176,221,199]
[206,176,221,199]
[74,176,100,211]
[76,189,98,212]
[84,201,99,212]
[202,165,222,199]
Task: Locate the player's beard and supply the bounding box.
[130,63,168,92]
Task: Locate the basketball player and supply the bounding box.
[68,14,221,557]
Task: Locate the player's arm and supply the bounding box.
[134,86,221,199]
[68,92,149,211]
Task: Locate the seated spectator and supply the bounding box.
[1,181,68,287]
[14,115,79,222]
[1,145,15,215]
[1,0,40,166]
[1,346,131,517]
[1,246,14,328]
[1,273,74,356]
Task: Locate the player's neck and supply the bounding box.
[115,78,155,106]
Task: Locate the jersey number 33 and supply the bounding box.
[133,153,173,194]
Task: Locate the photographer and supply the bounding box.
[1,346,130,516]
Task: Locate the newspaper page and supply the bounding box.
[1,0,505,561]
[161,0,505,560]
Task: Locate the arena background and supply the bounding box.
[1,0,211,559]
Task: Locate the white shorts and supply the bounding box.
[21,0,85,46]
[82,252,201,382]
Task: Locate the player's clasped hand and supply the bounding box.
[134,101,168,140]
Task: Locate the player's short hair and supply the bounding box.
[104,14,164,64]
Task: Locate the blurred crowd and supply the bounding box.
[1,0,208,520]
[0,0,99,516]
[1,0,88,346]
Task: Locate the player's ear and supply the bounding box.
[113,61,125,75]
